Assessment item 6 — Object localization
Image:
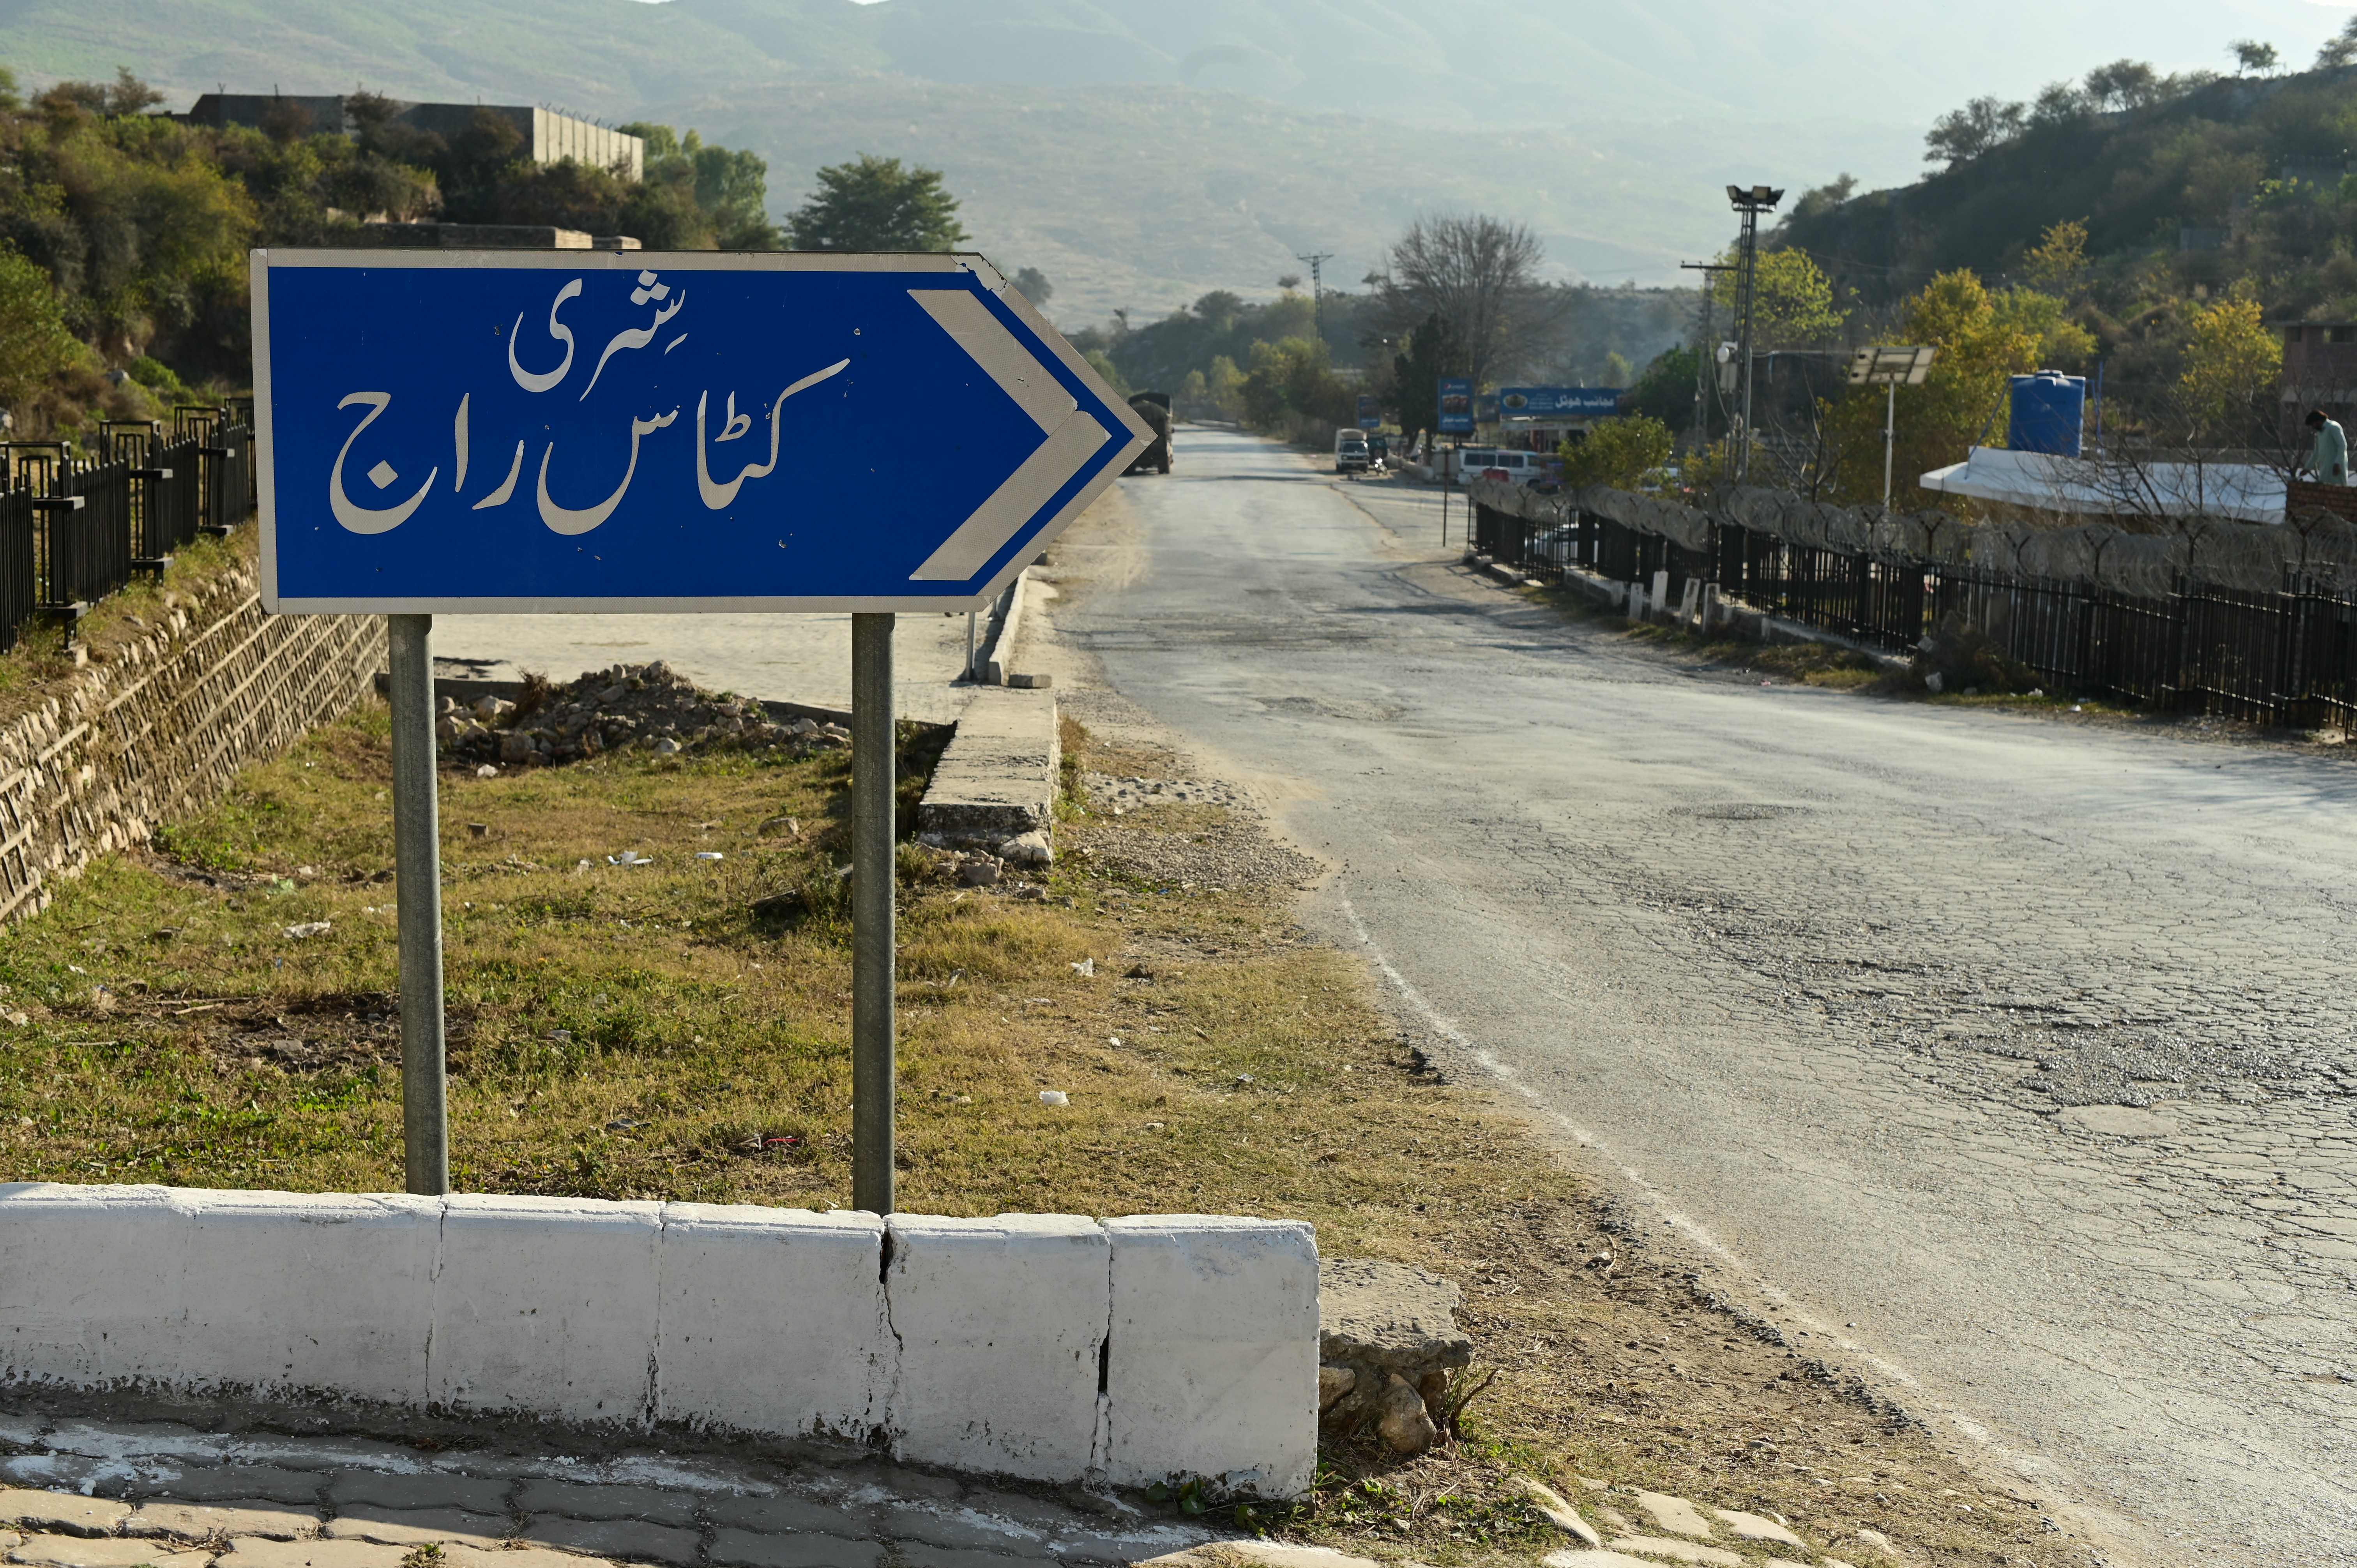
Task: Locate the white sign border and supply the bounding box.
[253,248,1152,614]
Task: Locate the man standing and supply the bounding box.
[2306,407,2349,484]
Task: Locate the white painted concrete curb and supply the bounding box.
[0,1185,1315,1495]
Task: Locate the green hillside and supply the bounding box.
[1778,62,2357,316]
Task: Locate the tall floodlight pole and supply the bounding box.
[1295,250,1336,342]
[1726,185,1784,483]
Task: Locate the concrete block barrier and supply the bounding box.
[656,1202,889,1438]
[1104,1216,1319,1495]
[883,1213,1110,1480]
[182,1190,440,1404]
[0,1186,1317,1496]
[431,1194,665,1423]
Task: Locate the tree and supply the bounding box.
[2021,219,2088,294]
[1559,415,1673,491]
[1387,311,1465,439]
[1790,173,1858,222]
[1620,345,1698,428]
[1372,213,1550,389]
[1237,335,1355,436]
[2228,40,2279,76]
[1709,248,1846,348]
[2177,291,2280,442]
[2318,18,2357,69]
[1011,267,1052,307]
[0,248,78,410]
[2083,59,2162,109]
[783,154,966,252]
[35,68,163,120]
[1924,96,2027,168]
[625,123,778,249]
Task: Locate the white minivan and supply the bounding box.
[1335,429,1371,473]
[1450,448,1548,486]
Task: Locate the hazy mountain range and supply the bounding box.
[0,0,2345,324]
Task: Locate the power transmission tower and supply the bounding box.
[1295,250,1336,341]
[1725,185,1783,482]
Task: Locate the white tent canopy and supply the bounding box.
[1920,445,2285,524]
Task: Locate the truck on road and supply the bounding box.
[1124,391,1173,474]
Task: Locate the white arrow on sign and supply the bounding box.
[906,289,1133,581]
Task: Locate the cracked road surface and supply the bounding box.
[1047,428,2357,1568]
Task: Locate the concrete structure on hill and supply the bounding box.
[181,95,643,180]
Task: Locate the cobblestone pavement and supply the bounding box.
[1042,431,2357,1567]
[0,1415,1214,1568]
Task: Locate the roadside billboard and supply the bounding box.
[1438,378,1473,433]
[1498,387,1625,419]
[1357,394,1381,430]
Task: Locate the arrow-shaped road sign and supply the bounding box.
[251,250,1152,612]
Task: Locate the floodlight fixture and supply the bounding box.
[1727,184,1785,211]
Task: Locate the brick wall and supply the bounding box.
[0,568,383,923]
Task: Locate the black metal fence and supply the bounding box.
[1474,497,2357,734]
[0,413,255,653]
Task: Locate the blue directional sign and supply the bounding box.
[253,251,1150,613]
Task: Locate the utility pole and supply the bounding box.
[1295,250,1336,343]
[1726,185,1783,483]
[1679,261,1734,452]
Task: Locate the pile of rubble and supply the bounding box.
[435,661,850,767]
[912,827,1055,896]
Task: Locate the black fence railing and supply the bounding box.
[0,415,254,652]
[1474,498,2357,735]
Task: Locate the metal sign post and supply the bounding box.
[386,613,447,1194]
[251,249,1150,1214]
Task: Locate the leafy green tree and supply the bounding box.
[0,247,78,410]
[1621,345,1699,428]
[2020,218,2088,294]
[2177,290,2280,441]
[1083,349,1129,397]
[1710,248,1846,348]
[1387,311,1464,439]
[625,123,778,249]
[2229,41,2280,77]
[1925,97,2027,168]
[2320,19,2357,69]
[1238,336,1354,436]
[1559,415,1673,491]
[783,154,966,252]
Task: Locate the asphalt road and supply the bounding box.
[1046,428,2357,1568]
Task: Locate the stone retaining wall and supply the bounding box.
[0,568,383,924]
[0,1185,1319,1498]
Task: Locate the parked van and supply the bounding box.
[1335,429,1371,473]
[1449,448,1548,486]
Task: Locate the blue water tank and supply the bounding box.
[2009,371,2086,456]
